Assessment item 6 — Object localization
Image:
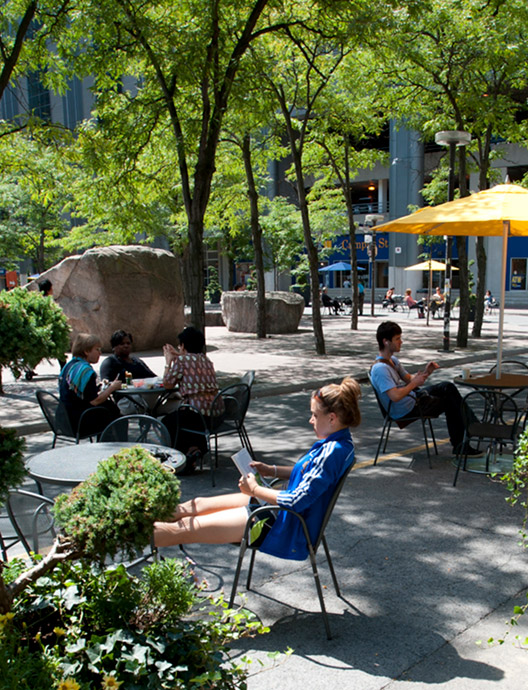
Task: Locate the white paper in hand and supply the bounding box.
[231,448,271,488]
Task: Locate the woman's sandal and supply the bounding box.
[182,448,202,475]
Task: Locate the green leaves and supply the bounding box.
[7,557,268,688]
[0,287,70,383]
[53,446,181,561]
[0,426,26,503]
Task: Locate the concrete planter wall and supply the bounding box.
[221,290,304,334]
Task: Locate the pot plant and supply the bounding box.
[0,288,70,393]
[0,444,265,688]
[205,266,222,304]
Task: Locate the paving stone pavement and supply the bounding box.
[2,307,528,689]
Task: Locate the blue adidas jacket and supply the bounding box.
[259,427,355,561]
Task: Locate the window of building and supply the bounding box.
[511,258,526,290]
[63,77,84,129]
[28,71,51,120]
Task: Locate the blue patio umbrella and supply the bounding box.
[318,262,365,272]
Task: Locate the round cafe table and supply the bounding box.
[454,372,528,390]
[27,442,186,490]
[113,378,174,415]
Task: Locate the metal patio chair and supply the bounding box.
[368,372,438,466]
[453,390,521,486]
[229,462,354,640]
[36,390,113,447]
[99,414,171,446]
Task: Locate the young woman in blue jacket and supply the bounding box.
[154,377,361,560]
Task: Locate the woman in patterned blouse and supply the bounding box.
[161,327,223,465]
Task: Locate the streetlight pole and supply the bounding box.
[365,213,384,316]
[434,130,471,351]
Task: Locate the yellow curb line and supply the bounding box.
[353,437,451,470]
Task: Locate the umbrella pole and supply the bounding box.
[496,220,509,378]
[426,263,432,326]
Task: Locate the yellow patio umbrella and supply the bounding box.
[405,260,459,326]
[376,183,528,375]
[405,259,459,271]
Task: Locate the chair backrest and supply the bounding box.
[219,383,251,424]
[489,360,528,374]
[6,489,56,557]
[462,390,520,440]
[240,370,255,390]
[36,390,75,438]
[312,460,354,553]
[368,371,390,421]
[99,414,172,446]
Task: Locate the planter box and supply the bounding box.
[221,291,305,334]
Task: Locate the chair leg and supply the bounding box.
[307,543,332,640]
[321,536,340,596]
[382,419,392,453]
[240,424,255,459]
[453,437,468,486]
[229,538,249,607]
[374,418,390,465]
[421,418,431,459]
[428,419,438,454]
[246,548,257,590]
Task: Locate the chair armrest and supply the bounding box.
[242,504,312,551]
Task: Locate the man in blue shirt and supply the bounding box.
[358,280,365,315]
[370,321,481,455]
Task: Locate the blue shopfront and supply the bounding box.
[319,233,390,289]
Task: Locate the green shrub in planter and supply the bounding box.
[53,446,181,562]
[3,558,264,689]
[205,266,222,304]
[0,444,269,688]
[0,288,70,392]
[0,427,26,505]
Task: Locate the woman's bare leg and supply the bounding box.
[171,492,250,520]
[154,506,248,547]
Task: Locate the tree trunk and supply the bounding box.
[347,209,359,331]
[300,191,325,355]
[342,141,359,330]
[456,236,469,347]
[37,226,46,274]
[279,102,325,354]
[472,237,487,337]
[128,0,271,341]
[187,212,206,335]
[472,129,492,337]
[0,1,37,103]
[0,538,79,614]
[242,134,266,338]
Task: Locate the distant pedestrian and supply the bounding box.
[29,278,66,376]
[38,278,53,296]
[358,281,365,315]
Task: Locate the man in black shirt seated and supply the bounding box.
[100,330,156,382]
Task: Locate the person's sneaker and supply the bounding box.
[465,446,484,457]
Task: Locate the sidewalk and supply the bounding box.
[2,308,528,690]
[2,306,528,433]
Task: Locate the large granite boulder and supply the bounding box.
[30,245,185,350]
[221,290,304,334]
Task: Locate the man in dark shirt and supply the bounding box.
[100,330,156,382]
